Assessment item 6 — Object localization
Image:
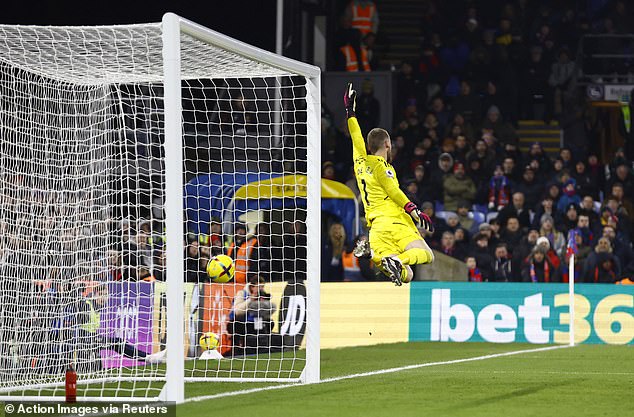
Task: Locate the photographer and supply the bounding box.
[228,274,277,356]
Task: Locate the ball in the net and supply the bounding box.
[206,254,235,283]
[199,332,220,351]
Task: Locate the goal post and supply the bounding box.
[0,12,321,402]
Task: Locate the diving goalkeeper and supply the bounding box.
[344,83,434,285]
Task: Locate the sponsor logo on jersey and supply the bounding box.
[385,169,394,178]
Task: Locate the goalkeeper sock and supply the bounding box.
[398,248,433,265]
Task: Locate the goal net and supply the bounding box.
[0,14,320,402]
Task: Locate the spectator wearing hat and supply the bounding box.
[487,164,512,211]
[572,161,598,200]
[456,199,479,235]
[477,222,498,248]
[443,161,476,211]
[522,246,560,283]
[444,212,461,234]
[413,165,434,203]
[470,232,494,281]
[497,192,531,231]
[602,225,634,277]
[583,237,621,283]
[561,203,580,236]
[538,214,566,258]
[481,105,517,146]
[516,167,542,211]
[430,152,454,201]
[557,178,581,214]
[535,235,562,271]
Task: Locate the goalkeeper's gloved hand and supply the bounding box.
[343,83,356,118]
[404,202,434,233]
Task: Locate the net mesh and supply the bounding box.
[0,22,310,399]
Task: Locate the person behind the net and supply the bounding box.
[344,83,434,285]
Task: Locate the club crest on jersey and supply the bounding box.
[385,168,395,178]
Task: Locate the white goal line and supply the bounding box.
[184,344,571,403]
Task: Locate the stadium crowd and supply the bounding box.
[322,0,634,283]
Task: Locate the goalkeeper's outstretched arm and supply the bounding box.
[344,83,367,160]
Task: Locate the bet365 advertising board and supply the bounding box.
[409,282,634,345]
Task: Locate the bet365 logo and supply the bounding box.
[429,289,634,345]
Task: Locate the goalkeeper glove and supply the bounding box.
[404,202,434,233]
[343,83,356,118]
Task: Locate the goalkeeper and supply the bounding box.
[344,83,434,285]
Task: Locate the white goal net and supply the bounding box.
[0,14,320,402]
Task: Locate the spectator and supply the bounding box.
[413,165,435,203]
[481,105,517,146]
[538,214,566,258]
[437,231,466,261]
[430,152,454,201]
[322,161,337,180]
[228,274,277,355]
[522,246,560,282]
[579,195,600,227]
[321,223,345,281]
[603,225,634,277]
[499,216,524,253]
[456,199,479,235]
[491,243,515,282]
[443,162,477,211]
[454,227,470,253]
[587,252,619,283]
[520,45,549,120]
[561,203,579,236]
[572,161,597,199]
[283,220,307,282]
[471,232,494,281]
[609,183,634,221]
[532,196,558,229]
[576,214,597,248]
[477,222,497,248]
[556,179,581,214]
[584,237,621,282]
[535,235,562,272]
[453,134,471,162]
[516,167,542,211]
[497,192,531,230]
[466,256,483,282]
[227,223,267,285]
[185,234,207,283]
[487,164,511,212]
[526,142,552,178]
[451,80,481,125]
[547,47,575,120]
[513,229,540,273]
[445,212,461,233]
[466,139,496,174]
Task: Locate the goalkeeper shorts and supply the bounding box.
[369,213,423,258]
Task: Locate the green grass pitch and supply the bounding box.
[181,342,633,417]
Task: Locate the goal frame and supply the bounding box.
[161,13,321,403]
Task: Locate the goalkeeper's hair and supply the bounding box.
[367,128,390,154]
